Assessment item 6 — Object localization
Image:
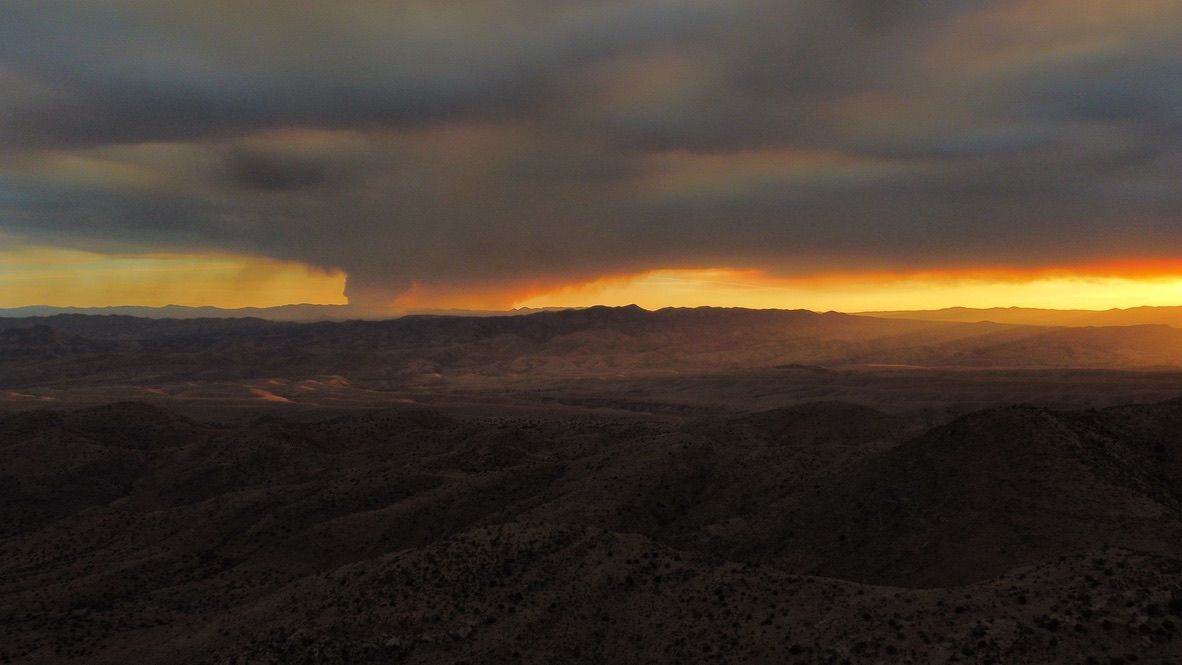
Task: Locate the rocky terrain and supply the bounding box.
[4,307,1182,662]
[5,306,1182,422]
[3,397,1182,663]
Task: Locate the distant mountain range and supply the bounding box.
[6,303,1182,327]
[0,304,566,322]
[860,305,1182,327]
[5,306,1182,398]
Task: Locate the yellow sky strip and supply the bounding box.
[0,245,346,308]
[515,268,1182,313]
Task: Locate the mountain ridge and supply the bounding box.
[0,304,571,322]
[9,302,1182,327]
[5,307,1182,401]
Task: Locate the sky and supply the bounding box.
[1,0,1180,312]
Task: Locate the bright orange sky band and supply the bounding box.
[3,243,1182,313]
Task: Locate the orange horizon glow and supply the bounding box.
[4,243,1182,313]
[0,245,348,309]
[379,261,1182,313]
[509,263,1182,313]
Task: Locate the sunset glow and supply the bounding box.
[359,263,1182,313]
[8,250,1182,313]
[8,4,1182,662]
[0,245,346,309]
[2,0,1181,315]
[514,266,1182,313]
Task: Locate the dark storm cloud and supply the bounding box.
[2,0,1181,306]
[221,148,334,191]
[0,0,726,148]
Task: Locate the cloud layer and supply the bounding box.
[2,0,1180,308]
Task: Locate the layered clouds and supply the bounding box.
[2,0,1180,308]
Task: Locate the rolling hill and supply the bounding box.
[3,400,1182,663]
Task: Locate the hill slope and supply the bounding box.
[3,400,1182,662]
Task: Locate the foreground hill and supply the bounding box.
[2,400,1181,663]
[778,405,1182,586]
